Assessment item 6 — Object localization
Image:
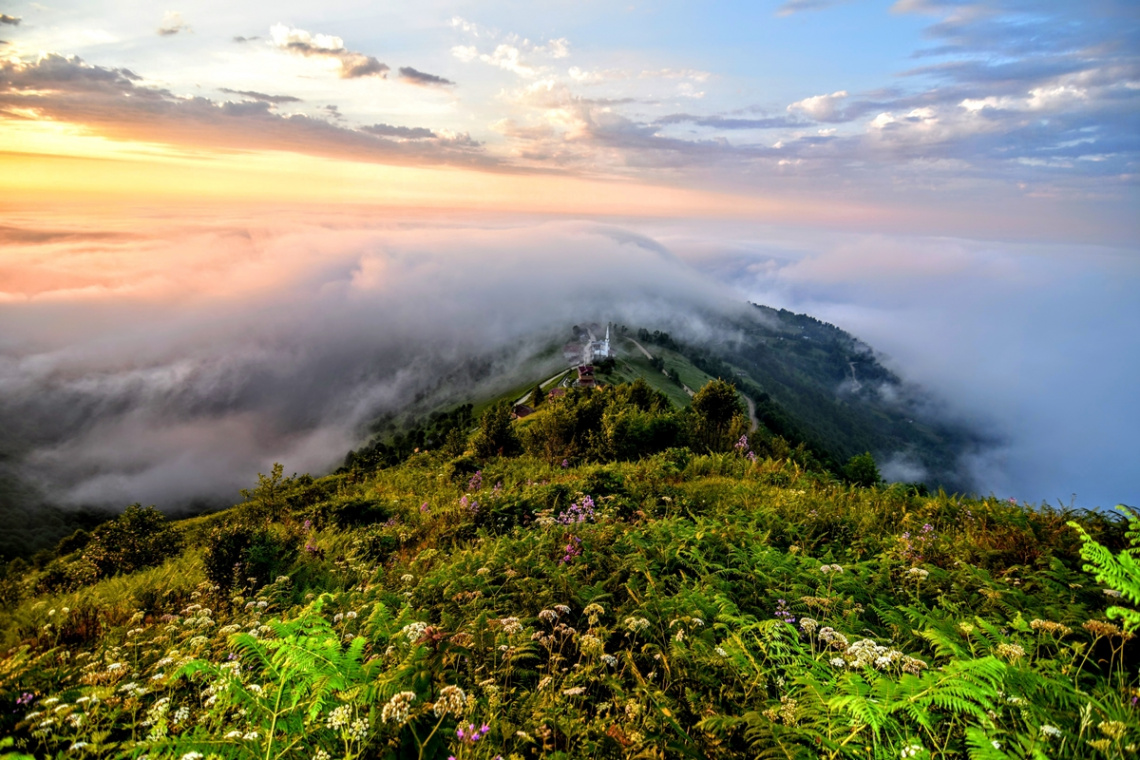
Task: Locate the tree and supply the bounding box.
[530,383,545,408]
[470,402,522,458]
[690,379,747,451]
[843,452,881,488]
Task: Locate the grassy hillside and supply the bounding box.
[0,380,1136,760]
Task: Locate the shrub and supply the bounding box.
[80,504,183,579]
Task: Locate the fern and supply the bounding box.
[1068,506,1140,631]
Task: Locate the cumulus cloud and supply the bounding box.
[0,14,20,26]
[0,215,741,510]
[157,11,190,37]
[398,66,455,87]
[787,90,851,122]
[269,23,389,79]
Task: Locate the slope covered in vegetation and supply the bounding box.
[0,380,1136,760]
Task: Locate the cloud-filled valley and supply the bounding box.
[1,211,1135,519]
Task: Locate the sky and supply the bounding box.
[0,1,1137,511]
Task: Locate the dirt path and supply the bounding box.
[627,337,654,360]
[743,394,759,432]
[514,370,569,405]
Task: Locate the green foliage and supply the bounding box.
[81,504,183,579]
[690,378,749,452]
[843,452,882,488]
[470,401,522,459]
[0,383,1134,760]
[1069,505,1140,631]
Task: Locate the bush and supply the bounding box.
[81,504,183,579]
[202,521,298,590]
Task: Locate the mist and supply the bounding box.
[652,219,1140,510]
[0,214,741,512]
[1,210,1135,515]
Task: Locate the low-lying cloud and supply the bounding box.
[1,212,1133,514]
[660,219,1140,509]
[0,214,737,512]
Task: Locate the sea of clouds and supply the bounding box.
[1,210,1135,513]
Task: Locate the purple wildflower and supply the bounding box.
[420,501,430,513]
[558,494,596,524]
[734,434,749,452]
[561,458,569,468]
[467,470,483,492]
[560,535,583,565]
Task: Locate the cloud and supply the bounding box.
[0,214,740,511]
[398,66,455,88]
[675,222,1140,509]
[776,0,849,15]
[361,123,436,139]
[0,54,493,169]
[268,24,389,79]
[157,11,191,37]
[787,90,851,121]
[0,14,19,26]
[219,88,302,104]
[233,35,260,43]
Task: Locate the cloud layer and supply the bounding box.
[0,214,738,511]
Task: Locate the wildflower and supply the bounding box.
[602,654,618,667]
[715,647,728,657]
[381,692,416,725]
[583,603,605,624]
[500,617,523,635]
[990,740,1001,749]
[420,502,430,512]
[181,754,204,760]
[820,564,844,574]
[562,687,586,696]
[625,616,651,633]
[830,657,846,667]
[538,609,559,623]
[401,574,415,584]
[225,730,242,739]
[818,627,849,650]
[69,743,89,750]
[674,629,686,642]
[243,731,260,741]
[1103,589,1124,598]
[327,704,353,730]
[434,685,466,718]
[1030,619,1071,636]
[1099,721,1127,740]
[314,751,331,760]
[457,722,491,744]
[554,604,571,615]
[561,459,569,468]
[401,621,429,641]
[467,470,483,491]
[349,717,369,742]
[900,744,924,758]
[995,642,1026,660]
[906,568,929,580]
[799,617,819,634]
[1041,725,1062,738]
[691,617,705,627]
